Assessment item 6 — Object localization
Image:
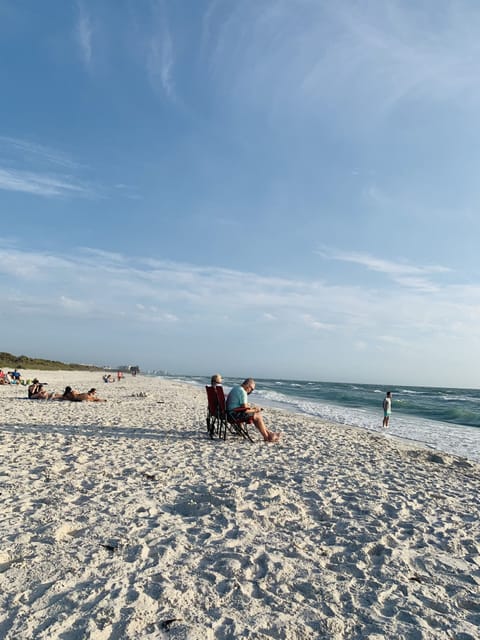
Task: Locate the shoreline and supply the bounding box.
[1,370,479,639]
[167,375,480,465]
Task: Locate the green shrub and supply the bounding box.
[0,352,103,371]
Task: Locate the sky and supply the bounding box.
[1,0,480,387]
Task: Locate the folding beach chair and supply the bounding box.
[215,385,254,442]
[205,386,226,439]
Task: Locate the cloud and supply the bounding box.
[0,168,89,197]
[378,335,409,345]
[302,314,334,331]
[2,242,480,367]
[76,1,93,67]
[0,136,79,169]
[147,36,175,100]
[320,248,451,291]
[0,137,96,198]
[59,295,92,314]
[202,0,480,125]
[144,0,177,102]
[354,341,367,351]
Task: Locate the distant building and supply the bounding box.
[117,365,140,375]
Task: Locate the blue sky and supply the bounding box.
[1,0,480,386]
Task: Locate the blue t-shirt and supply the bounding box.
[226,385,247,411]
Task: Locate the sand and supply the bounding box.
[0,371,479,640]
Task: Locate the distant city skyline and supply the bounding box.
[2,1,480,388]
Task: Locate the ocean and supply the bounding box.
[167,375,480,464]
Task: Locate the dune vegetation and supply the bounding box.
[0,352,103,372]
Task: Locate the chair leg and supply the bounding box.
[227,419,254,442]
[206,413,216,439]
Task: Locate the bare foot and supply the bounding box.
[265,432,281,443]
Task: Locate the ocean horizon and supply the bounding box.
[164,374,480,464]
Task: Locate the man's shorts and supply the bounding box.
[228,410,253,422]
[384,411,391,418]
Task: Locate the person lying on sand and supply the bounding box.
[60,386,77,400]
[61,386,107,402]
[28,382,76,401]
[43,385,76,401]
[76,388,107,402]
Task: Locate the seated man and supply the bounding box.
[226,378,281,443]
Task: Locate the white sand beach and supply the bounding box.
[1,371,479,639]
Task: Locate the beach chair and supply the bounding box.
[205,386,226,439]
[215,385,254,442]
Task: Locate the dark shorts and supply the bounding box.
[228,410,252,423]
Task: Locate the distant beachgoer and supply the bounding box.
[210,373,223,387]
[226,378,281,443]
[383,391,392,428]
[8,370,20,384]
[117,371,124,381]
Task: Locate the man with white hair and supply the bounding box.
[227,378,281,443]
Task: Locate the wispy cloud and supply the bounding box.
[0,242,474,342]
[0,136,79,169]
[0,168,89,197]
[59,295,92,314]
[302,314,334,331]
[147,35,175,100]
[3,242,480,382]
[320,248,451,292]
[144,0,177,102]
[203,0,480,124]
[0,137,95,198]
[76,1,93,67]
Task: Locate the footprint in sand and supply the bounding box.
[0,551,20,573]
[54,523,84,542]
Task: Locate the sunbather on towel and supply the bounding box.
[64,387,107,402]
[28,380,53,399]
[226,378,281,443]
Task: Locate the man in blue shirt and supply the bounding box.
[227,378,281,443]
